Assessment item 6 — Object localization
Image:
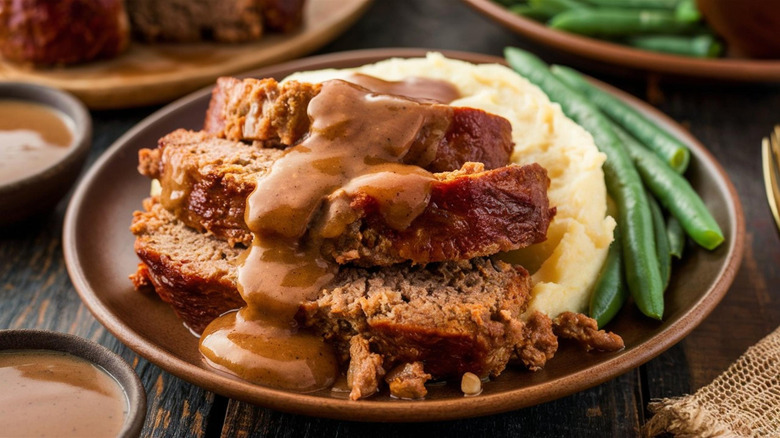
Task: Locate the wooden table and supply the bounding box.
[2,1,778,436]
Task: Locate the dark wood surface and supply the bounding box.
[2,1,779,436]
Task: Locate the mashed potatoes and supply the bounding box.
[287,53,615,317]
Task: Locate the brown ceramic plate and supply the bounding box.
[462,0,780,82]
[0,0,372,109]
[63,49,744,422]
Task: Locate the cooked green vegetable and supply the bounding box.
[504,47,664,320]
[550,64,690,173]
[647,192,672,288]
[674,0,700,22]
[610,122,724,250]
[666,215,685,258]
[549,8,699,37]
[584,0,679,8]
[625,34,722,58]
[529,0,589,17]
[494,0,525,7]
[589,225,628,328]
[510,4,554,20]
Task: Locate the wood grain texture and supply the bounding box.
[220,370,641,437]
[1,0,778,436]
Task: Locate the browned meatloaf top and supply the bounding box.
[130,197,559,383]
[203,77,514,173]
[138,129,555,265]
[125,0,303,43]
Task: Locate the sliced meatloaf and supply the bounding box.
[130,198,554,378]
[126,0,293,43]
[138,130,555,265]
[138,130,283,247]
[203,77,514,173]
[297,257,536,381]
[130,198,245,334]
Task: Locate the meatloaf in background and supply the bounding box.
[0,0,129,65]
[138,129,555,265]
[125,0,304,43]
[203,77,514,173]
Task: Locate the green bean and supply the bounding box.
[549,8,699,37]
[647,191,672,289]
[528,0,589,17]
[510,5,555,21]
[504,47,664,320]
[494,0,525,7]
[550,65,689,173]
[674,0,700,22]
[589,225,628,328]
[584,0,679,8]
[666,215,685,258]
[610,122,724,250]
[625,34,722,58]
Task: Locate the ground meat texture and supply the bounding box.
[203,77,514,172]
[138,130,554,263]
[347,335,385,401]
[126,0,271,43]
[552,312,625,352]
[297,259,533,381]
[130,199,245,334]
[385,362,431,400]
[515,311,558,371]
[320,162,555,266]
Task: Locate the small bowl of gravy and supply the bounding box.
[0,329,146,437]
[0,82,91,226]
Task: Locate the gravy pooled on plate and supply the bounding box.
[199,76,460,392]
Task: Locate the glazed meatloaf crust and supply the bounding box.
[203,77,514,173]
[138,129,555,265]
[126,0,304,43]
[130,198,555,375]
[0,0,129,65]
[131,199,620,400]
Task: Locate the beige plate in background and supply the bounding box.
[0,0,372,109]
[463,0,780,82]
[63,49,744,422]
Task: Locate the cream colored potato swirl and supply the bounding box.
[286,53,615,317]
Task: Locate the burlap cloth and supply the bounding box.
[644,326,780,437]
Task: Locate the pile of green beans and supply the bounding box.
[499,0,723,58]
[504,47,724,327]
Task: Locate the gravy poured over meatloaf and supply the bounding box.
[198,77,554,393]
[129,63,627,400]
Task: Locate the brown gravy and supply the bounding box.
[0,100,73,185]
[199,75,460,392]
[0,350,127,437]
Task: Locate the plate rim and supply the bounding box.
[462,0,780,82]
[63,48,745,422]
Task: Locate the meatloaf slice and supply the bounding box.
[139,130,554,265]
[138,129,283,247]
[126,0,302,43]
[298,258,534,382]
[130,199,547,379]
[203,77,514,173]
[130,198,245,334]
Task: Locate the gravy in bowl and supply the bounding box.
[0,100,74,185]
[0,350,128,437]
